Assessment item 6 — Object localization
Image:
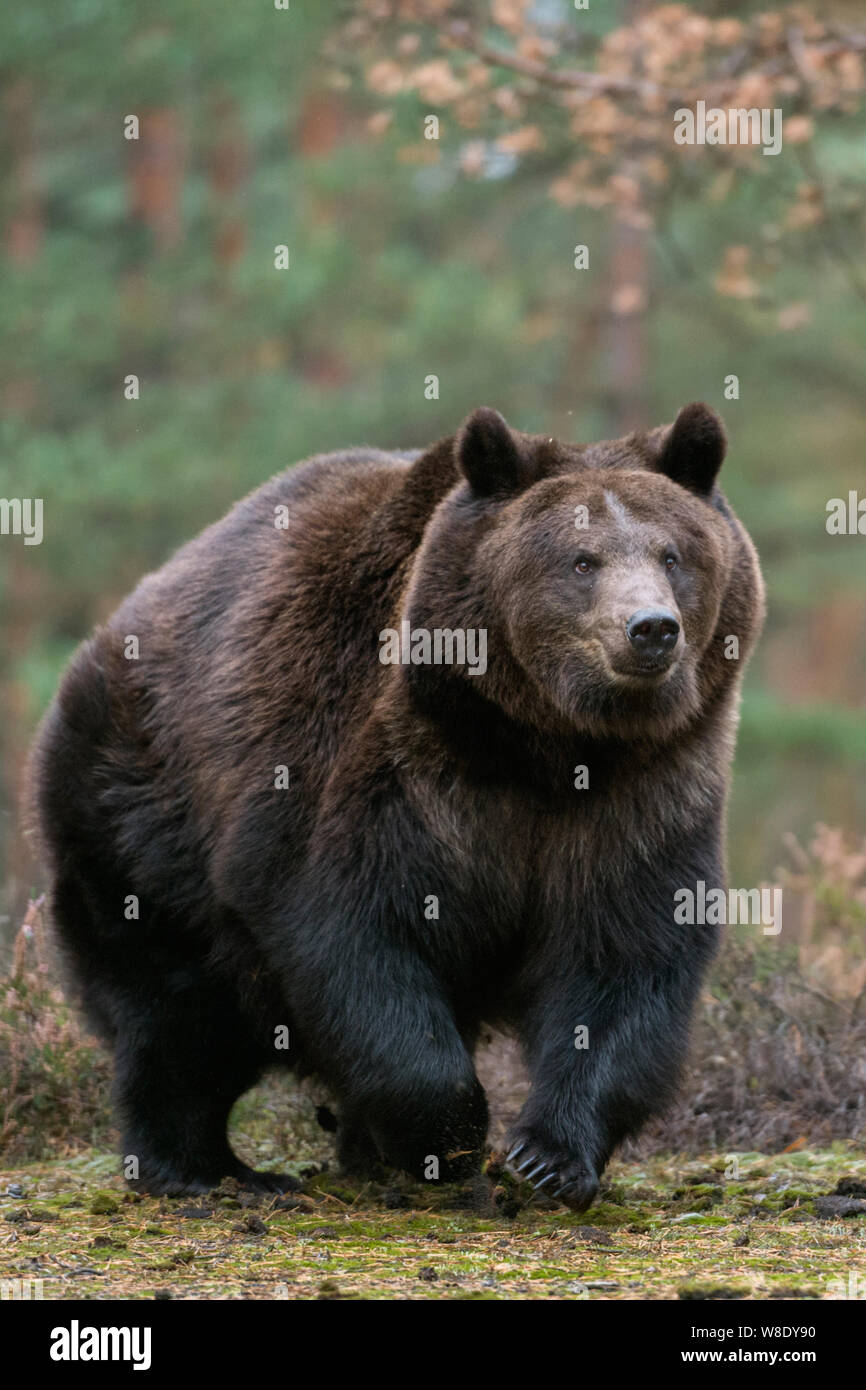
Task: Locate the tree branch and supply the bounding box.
[443,20,675,101]
[443,18,866,108]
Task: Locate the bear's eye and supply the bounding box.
[664,553,679,571]
[574,555,594,575]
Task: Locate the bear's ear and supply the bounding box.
[656,402,726,496]
[456,407,530,497]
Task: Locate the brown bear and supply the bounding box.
[26,403,764,1207]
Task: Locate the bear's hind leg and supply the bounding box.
[48,860,299,1196]
[336,1109,383,1178]
[113,975,295,1196]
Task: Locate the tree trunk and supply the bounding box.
[127,107,185,252]
[3,80,43,264]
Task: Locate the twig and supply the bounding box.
[787,979,853,1014]
[848,982,866,1027]
[443,20,676,101]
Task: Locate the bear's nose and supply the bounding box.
[625,608,680,660]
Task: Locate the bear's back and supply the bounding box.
[27,441,460,907]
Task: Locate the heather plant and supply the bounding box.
[0,898,112,1160]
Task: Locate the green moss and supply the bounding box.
[3,1145,865,1300]
[88,1192,119,1215]
[580,1203,646,1228]
[678,1283,750,1300]
[672,1183,723,1202]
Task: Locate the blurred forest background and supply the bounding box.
[1,0,865,951]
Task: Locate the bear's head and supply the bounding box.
[403,405,764,742]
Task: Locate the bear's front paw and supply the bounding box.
[505,1130,599,1212]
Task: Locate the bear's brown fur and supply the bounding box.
[27,404,764,1205]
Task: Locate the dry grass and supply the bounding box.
[0,898,112,1160]
[646,826,866,1154]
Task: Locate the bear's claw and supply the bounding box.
[504,1130,599,1212]
[515,1152,541,1174]
[533,1171,558,1190]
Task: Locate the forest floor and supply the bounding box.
[2,1134,865,1301]
[5,875,866,1300]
